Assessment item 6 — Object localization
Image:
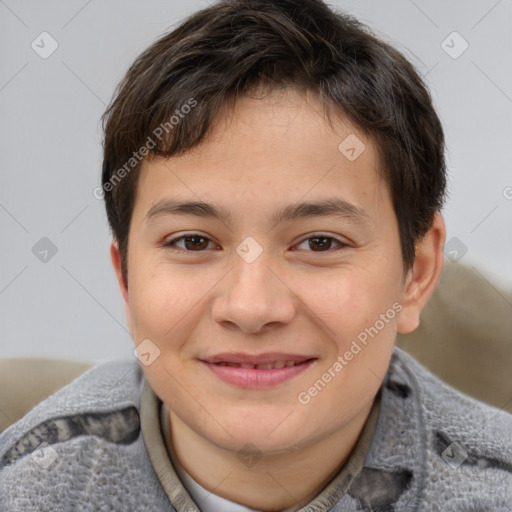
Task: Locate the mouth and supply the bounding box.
[199,353,317,388]
[211,360,307,369]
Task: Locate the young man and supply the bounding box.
[1,0,511,510]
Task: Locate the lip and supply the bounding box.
[199,353,317,388]
[203,352,314,365]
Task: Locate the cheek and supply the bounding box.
[293,267,401,343]
[127,258,188,341]
[295,271,400,419]
[127,258,222,343]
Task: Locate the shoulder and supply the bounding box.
[385,348,512,507]
[1,359,143,465]
[392,347,512,443]
[0,359,164,510]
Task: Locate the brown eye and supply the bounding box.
[164,234,215,251]
[295,234,347,252]
[308,236,334,251]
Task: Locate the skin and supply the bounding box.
[111,87,446,511]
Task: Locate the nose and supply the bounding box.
[211,252,296,334]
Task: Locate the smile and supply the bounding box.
[200,356,317,388]
[213,360,305,369]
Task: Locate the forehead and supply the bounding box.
[134,88,390,225]
[182,88,376,167]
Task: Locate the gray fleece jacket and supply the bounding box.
[1,346,511,511]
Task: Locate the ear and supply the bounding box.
[110,240,132,332]
[397,213,446,334]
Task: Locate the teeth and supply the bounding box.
[256,363,274,370]
[213,360,304,369]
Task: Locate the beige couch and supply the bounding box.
[1,260,511,433]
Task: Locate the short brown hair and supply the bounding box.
[101,0,446,282]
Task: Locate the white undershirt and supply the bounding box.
[160,402,299,512]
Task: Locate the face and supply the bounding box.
[115,88,413,455]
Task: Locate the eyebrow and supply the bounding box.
[145,197,371,227]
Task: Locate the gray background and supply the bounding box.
[1,0,511,363]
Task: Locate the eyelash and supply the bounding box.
[162,233,349,253]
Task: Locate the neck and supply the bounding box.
[168,398,376,511]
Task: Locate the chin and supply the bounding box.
[204,408,317,455]
[215,431,307,457]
